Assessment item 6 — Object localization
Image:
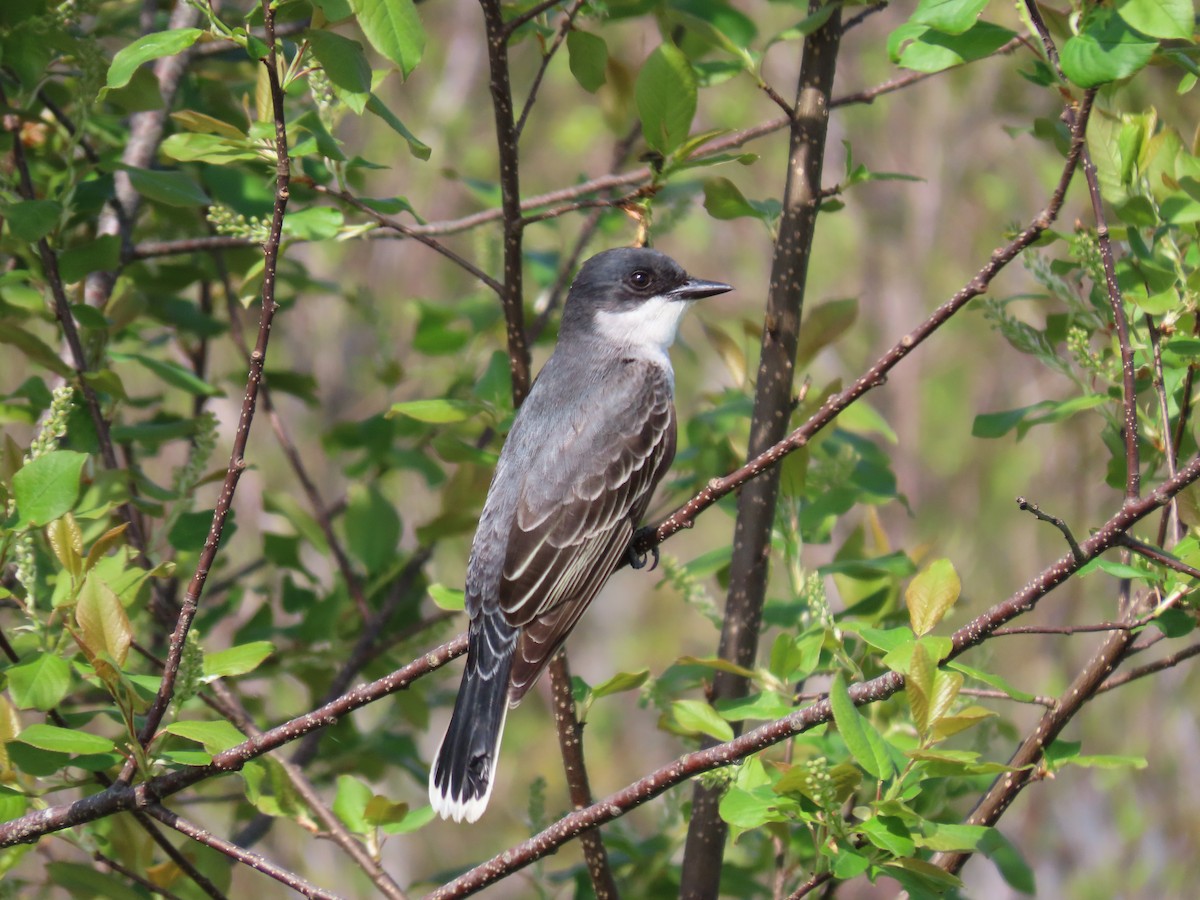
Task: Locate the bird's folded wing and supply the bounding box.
[498,367,675,699]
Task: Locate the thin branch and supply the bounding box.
[308,184,504,294]
[1147,315,1182,543]
[515,0,586,140]
[128,1,293,772]
[1016,496,1084,562]
[1096,642,1200,694]
[130,235,258,259]
[422,449,1200,898]
[480,0,533,405]
[1119,535,1200,580]
[93,852,187,900]
[959,687,1056,707]
[144,804,344,900]
[785,870,834,900]
[0,634,467,846]
[503,0,566,35]
[1083,150,1140,499]
[548,651,619,899]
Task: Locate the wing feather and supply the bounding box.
[496,361,676,701]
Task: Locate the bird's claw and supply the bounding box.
[627,528,660,571]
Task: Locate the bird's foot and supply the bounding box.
[626,527,660,571]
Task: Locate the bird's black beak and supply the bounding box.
[670,276,733,301]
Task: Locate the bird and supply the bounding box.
[428,246,732,823]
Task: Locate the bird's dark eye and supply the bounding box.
[628,270,652,290]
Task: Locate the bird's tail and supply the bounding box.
[429,617,515,823]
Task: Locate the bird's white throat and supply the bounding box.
[593,295,691,365]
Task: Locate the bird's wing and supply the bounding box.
[498,363,676,700]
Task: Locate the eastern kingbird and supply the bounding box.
[428,247,732,823]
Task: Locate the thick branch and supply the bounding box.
[682,8,843,894]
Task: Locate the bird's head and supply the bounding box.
[560,247,732,354]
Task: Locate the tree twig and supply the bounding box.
[1016,496,1084,563]
[128,0,293,774]
[144,804,344,900]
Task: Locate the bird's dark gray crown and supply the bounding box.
[560,247,690,329]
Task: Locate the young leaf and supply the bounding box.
[333,774,373,835]
[46,514,83,580]
[912,0,990,35]
[906,641,934,737]
[905,558,961,636]
[388,398,481,423]
[636,44,697,155]
[429,583,465,611]
[76,575,132,667]
[592,669,650,700]
[308,30,372,95]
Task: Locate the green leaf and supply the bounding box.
[309,30,372,96]
[972,395,1107,439]
[125,167,210,207]
[1116,0,1194,40]
[1061,11,1158,88]
[163,719,246,753]
[381,803,437,834]
[830,673,888,780]
[13,451,89,527]
[106,28,205,90]
[112,351,221,397]
[933,704,997,740]
[6,653,71,711]
[365,94,431,160]
[636,44,698,155]
[388,398,481,423]
[76,574,132,666]
[283,206,345,240]
[906,641,934,736]
[333,774,373,834]
[670,699,734,741]
[912,0,990,35]
[202,641,275,680]
[861,815,916,857]
[796,298,858,369]
[718,784,780,829]
[979,828,1036,894]
[567,31,607,93]
[59,236,122,283]
[894,21,1017,73]
[906,558,961,636]
[349,0,425,77]
[17,723,115,754]
[344,483,401,572]
[947,660,1037,703]
[160,133,261,164]
[429,583,465,611]
[703,177,758,220]
[592,668,650,700]
[3,200,61,241]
